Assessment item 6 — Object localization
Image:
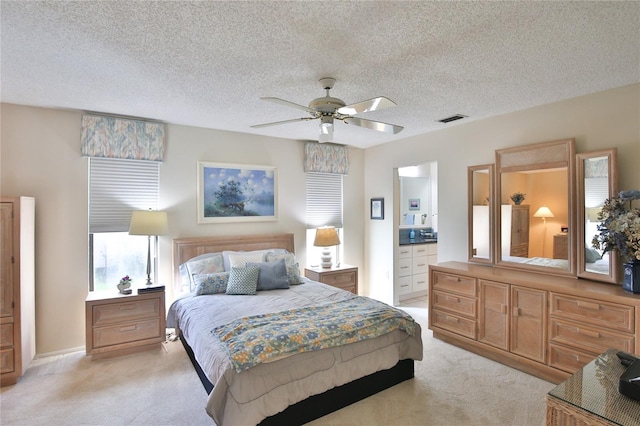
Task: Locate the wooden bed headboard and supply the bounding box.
[172,233,295,286]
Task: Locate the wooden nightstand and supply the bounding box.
[304,264,358,294]
[553,233,568,259]
[85,288,166,359]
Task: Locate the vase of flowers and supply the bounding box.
[117,275,132,294]
[510,192,526,205]
[592,190,640,293]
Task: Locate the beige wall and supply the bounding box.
[364,84,640,305]
[0,104,364,355]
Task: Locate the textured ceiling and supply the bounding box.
[2,1,639,149]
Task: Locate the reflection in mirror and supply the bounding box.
[468,164,494,263]
[577,149,618,283]
[496,139,575,276]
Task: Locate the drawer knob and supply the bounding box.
[119,325,137,332]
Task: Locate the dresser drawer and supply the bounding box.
[431,309,477,339]
[548,343,598,374]
[321,271,356,288]
[432,290,476,317]
[398,246,412,258]
[93,318,161,348]
[412,256,429,274]
[0,348,14,374]
[93,298,161,327]
[0,324,13,348]
[550,293,634,333]
[412,245,429,257]
[432,271,476,296]
[398,276,411,295]
[398,258,412,277]
[549,318,635,354]
[412,273,428,292]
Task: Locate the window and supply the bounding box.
[305,172,343,266]
[89,158,160,291]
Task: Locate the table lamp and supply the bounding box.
[314,226,340,268]
[129,210,169,285]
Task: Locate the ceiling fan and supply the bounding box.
[251,77,403,143]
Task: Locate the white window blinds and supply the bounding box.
[306,172,343,228]
[89,158,160,233]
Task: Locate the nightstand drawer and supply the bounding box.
[93,298,161,327]
[322,271,356,288]
[93,318,161,348]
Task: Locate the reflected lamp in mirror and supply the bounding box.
[129,210,169,285]
[533,205,555,224]
[314,226,341,268]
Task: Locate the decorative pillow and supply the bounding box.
[225,266,260,295]
[246,259,289,291]
[185,253,225,291]
[222,249,286,271]
[264,251,304,285]
[228,252,267,269]
[585,247,602,264]
[193,272,230,295]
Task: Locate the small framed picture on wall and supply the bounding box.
[409,198,420,210]
[370,198,384,220]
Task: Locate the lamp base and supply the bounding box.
[320,247,333,268]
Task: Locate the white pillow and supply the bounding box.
[228,252,267,268]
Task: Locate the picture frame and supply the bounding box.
[409,198,420,210]
[370,198,384,220]
[197,161,277,223]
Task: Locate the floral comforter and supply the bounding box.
[213,296,417,372]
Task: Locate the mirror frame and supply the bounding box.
[576,149,619,283]
[468,164,494,264]
[495,138,576,277]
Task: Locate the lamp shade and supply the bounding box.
[128,210,169,236]
[533,206,555,218]
[313,227,340,247]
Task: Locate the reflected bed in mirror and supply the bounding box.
[468,164,494,264]
[577,149,618,283]
[496,139,576,277]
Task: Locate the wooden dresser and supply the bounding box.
[0,197,35,387]
[509,205,530,257]
[305,264,358,294]
[85,289,166,359]
[429,261,640,384]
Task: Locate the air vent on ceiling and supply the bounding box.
[437,114,467,124]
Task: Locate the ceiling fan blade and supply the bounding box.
[251,117,316,128]
[261,97,316,113]
[337,96,396,116]
[343,117,403,134]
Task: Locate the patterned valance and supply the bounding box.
[303,142,349,175]
[81,114,165,162]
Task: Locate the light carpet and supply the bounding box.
[0,300,554,425]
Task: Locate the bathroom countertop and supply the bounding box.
[399,237,438,246]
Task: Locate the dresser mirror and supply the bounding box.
[576,149,618,283]
[495,139,576,276]
[468,164,494,264]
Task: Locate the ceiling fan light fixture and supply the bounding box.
[319,116,333,142]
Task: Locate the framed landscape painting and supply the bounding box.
[197,162,277,223]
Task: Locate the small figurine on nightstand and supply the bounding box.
[117,275,133,295]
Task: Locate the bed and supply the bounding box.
[168,233,423,426]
